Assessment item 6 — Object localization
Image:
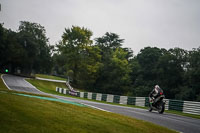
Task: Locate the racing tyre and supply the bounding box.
[158,103,165,114]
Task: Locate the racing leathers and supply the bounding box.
[149,85,163,105]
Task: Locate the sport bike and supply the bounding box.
[148,92,165,114]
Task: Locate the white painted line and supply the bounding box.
[82,103,111,113]
[23,78,46,94]
[1,74,12,90]
[36,77,66,83]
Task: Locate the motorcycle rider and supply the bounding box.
[149,85,163,106]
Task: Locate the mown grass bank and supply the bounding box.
[26,78,200,119]
[0,74,9,91]
[27,78,67,95]
[35,74,66,81]
[0,92,177,133]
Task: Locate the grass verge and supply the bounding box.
[35,74,66,81]
[0,92,177,133]
[165,110,200,119]
[0,74,9,91]
[27,78,67,95]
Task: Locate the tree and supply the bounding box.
[0,24,25,73]
[110,48,132,94]
[18,21,52,74]
[129,47,163,96]
[137,47,162,84]
[95,32,124,50]
[57,26,102,90]
[0,24,9,71]
[77,45,102,90]
[95,33,131,95]
[156,48,187,99]
[186,47,200,101]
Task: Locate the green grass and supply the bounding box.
[0,91,177,133]
[35,74,66,81]
[165,110,200,119]
[0,74,9,91]
[26,78,200,120]
[27,78,67,95]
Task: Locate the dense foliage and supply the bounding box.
[1,22,200,101]
[0,22,52,74]
[130,47,200,101]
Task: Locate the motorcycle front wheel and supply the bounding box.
[148,103,153,112]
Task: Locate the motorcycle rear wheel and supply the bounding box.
[158,104,165,114]
[149,108,152,112]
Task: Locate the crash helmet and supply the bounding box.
[155,85,160,90]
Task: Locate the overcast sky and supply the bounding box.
[0,0,200,54]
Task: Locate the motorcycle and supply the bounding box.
[148,92,166,114]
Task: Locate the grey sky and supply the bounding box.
[0,0,200,54]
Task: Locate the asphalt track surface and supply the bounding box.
[2,74,200,133]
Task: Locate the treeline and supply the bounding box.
[0,22,200,101]
[0,22,52,74]
[130,47,200,101]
